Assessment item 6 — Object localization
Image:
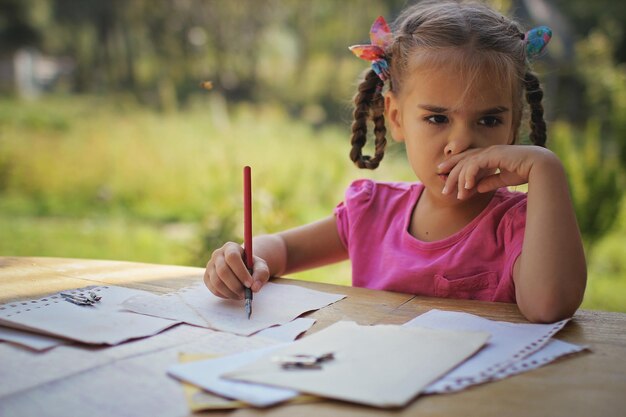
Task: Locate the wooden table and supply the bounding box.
[1,256,624,417]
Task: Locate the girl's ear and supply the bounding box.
[385,92,405,143]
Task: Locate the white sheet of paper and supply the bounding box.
[0,342,110,398]
[490,338,588,381]
[168,344,298,407]
[403,309,572,393]
[0,326,69,351]
[0,324,210,398]
[224,321,490,408]
[0,286,179,345]
[123,282,344,336]
[254,318,316,342]
[0,351,192,417]
[1,325,277,417]
[165,318,316,408]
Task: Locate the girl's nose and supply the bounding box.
[444,127,473,156]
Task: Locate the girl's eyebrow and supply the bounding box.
[417,104,510,114]
[479,106,510,115]
[418,104,448,113]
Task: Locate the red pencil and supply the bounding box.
[243,166,253,319]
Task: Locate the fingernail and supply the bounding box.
[251,281,261,292]
[464,181,471,189]
[442,186,448,194]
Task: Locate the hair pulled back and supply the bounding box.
[350,0,548,169]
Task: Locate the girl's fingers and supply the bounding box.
[213,256,245,299]
[203,262,217,294]
[204,241,273,300]
[443,151,493,198]
[207,264,235,299]
[442,159,463,195]
[223,242,253,288]
[215,257,244,299]
[251,257,271,292]
[204,257,228,298]
[463,163,481,190]
[458,162,484,199]
[440,146,536,197]
[476,172,508,193]
[456,163,472,199]
[437,154,464,174]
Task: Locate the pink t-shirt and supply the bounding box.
[334,179,527,303]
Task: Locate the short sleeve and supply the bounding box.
[502,198,527,283]
[333,179,375,250]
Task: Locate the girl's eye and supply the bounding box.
[425,114,448,125]
[479,116,502,127]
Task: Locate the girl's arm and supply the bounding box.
[440,145,587,322]
[512,151,587,322]
[204,215,348,298]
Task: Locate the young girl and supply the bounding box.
[204,1,587,323]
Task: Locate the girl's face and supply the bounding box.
[385,62,515,203]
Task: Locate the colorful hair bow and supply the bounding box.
[349,16,393,82]
[524,26,552,60]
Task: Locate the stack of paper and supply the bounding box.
[169,310,587,409]
[404,310,587,393]
[0,326,70,351]
[122,282,345,336]
[0,286,178,346]
[0,282,345,348]
[176,318,318,411]
[171,321,490,408]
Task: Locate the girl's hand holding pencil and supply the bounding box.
[204,242,270,300]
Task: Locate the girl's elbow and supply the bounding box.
[519,284,586,323]
[521,303,578,324]
[516,266,587,323]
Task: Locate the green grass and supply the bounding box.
[0,215,194,265]
[0,95,624,312]
[583,228,626,312]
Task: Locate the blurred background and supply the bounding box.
[1,0,624,312]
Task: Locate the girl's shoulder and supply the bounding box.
[345,179,421,202]
[492,187,527,212]
[491,188,528,241]
[340,179,422,221]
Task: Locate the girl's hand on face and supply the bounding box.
[438,145,555,200]
[204,242,270,299]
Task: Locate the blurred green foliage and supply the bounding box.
[1,95,625,312]
[0,94,412,258]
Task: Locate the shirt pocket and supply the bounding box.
[434,271,499,301]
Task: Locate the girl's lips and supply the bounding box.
[438,173,449,182]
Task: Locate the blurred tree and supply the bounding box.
[552,0,626,64]
[574,26,626,166]
[10,0,407,114]
[513,0,626,250]
[551,120,622,249]
[0,0,41,53]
